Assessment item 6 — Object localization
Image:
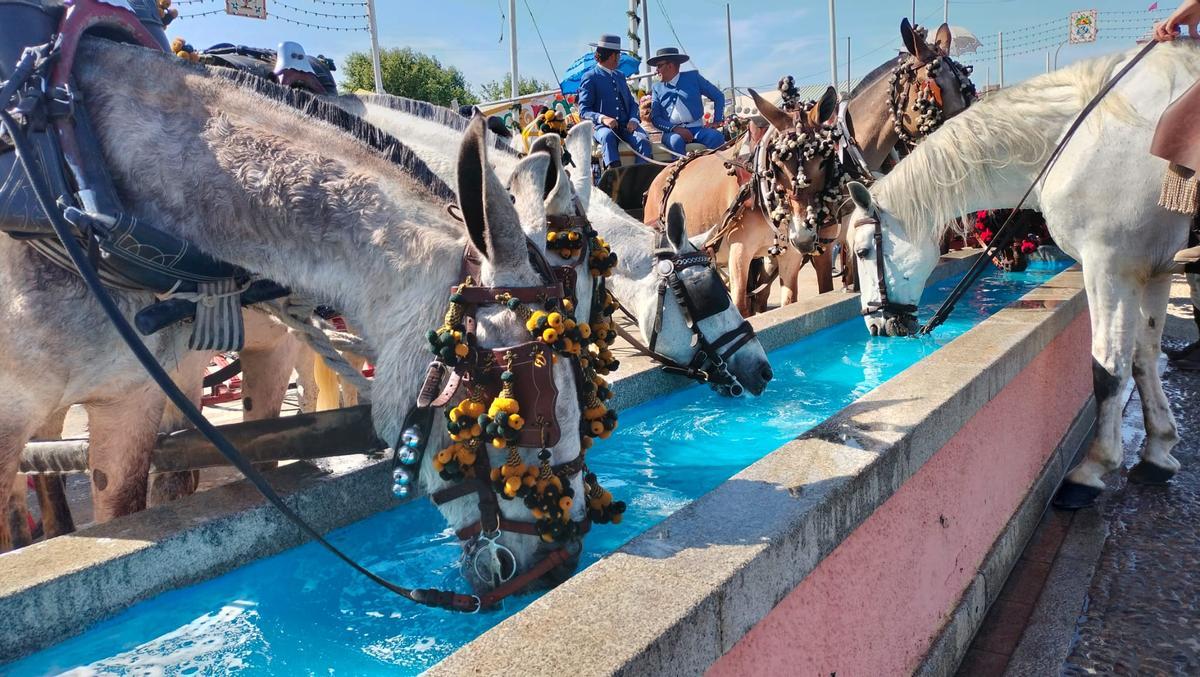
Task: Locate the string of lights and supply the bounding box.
[273,0,366,20]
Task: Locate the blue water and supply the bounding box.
[6,260,1072,676]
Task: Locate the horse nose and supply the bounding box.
[761,365,773,384]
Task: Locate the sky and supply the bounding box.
[167,1,1171,98]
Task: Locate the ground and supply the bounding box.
[959,274,1200,676]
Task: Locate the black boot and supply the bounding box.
[1167,306,1200,367]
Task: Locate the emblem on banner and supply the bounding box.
[1069,10,1098,44]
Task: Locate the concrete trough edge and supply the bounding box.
[0,251,981,663]
[428,265,1087,676]
[914,394,1098,677]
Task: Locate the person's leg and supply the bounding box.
[620,127,652,165]
[1168,273,1200,366]
[694,126,726,150]
[594,127,620,168]
[661,131,686,156]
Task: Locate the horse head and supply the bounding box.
[892,19,977,144]
[846,181,939,337]
[425,116,590,594]
[750,86,841,253]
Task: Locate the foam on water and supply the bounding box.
[6,261,1072,676]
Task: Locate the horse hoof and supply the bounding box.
[1128,461,1176,486]
[1052,481,1102,510]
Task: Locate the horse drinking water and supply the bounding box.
[845,42,1200,507]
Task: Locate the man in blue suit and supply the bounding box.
[578,34,652,169]
[649,47,726,155]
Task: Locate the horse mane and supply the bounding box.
[874,43,1200,242]
[209,68,459,203]
[349,92,521,156]
[849,54,904,99]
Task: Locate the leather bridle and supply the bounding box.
[853,214,919,324]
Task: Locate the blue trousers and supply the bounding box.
[662,125,725,155]
[594,125,652,167]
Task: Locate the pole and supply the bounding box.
[1053,41,1068,69]
[912,0,916,23]
[628,0,642,67]
[986,65,991,91]
[828,0,838,90]
[365,0,383,93]
[998,31,1004,88]
[845,35,851,97]
[641,0,651,76]
[944,0,949,25]
[508,0,519,98]
[1045,49,1050,74]
[726,3,736,103]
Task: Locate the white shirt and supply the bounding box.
[665,74,696,126]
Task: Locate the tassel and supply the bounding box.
[1160,164,1199,216]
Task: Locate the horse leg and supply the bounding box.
[0,407,52,551]
[294,346,319,413]
[1055,270,1143,509]
[726,240,753,317]
[87,388,167,522]
[1128,275,1182,484]
[31,408,74,538]
[776,250,803,306]
[340,353,367,407]
[811,249,834,294]
[2,474,32,551]
[147,351,209,507]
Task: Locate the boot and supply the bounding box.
[1167,305,1200,366]
[1176,245,1200,266]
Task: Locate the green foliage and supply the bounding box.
[341,48,477,106]
[477,73,557,102]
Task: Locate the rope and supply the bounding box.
[257,297,374,398]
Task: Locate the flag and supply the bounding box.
[1149,2,1159,10]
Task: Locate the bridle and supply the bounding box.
[754,118,844,255]
[853,213,918,325]
[618,229,756,396]
[888,52,976,150]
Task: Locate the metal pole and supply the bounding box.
[845,35,851,96]
[944,0,949,25]
[365,0,383,93]
[508,0,519,98]
[912,0,916,23]
[628,0,642,66]
[828,0,838,90]
[998,31,1004,88]
[1045,49,1050,74]
[986,65,991,91]
[641,0,651,76]
[726,3,736,103]
[1053,41,1068,69]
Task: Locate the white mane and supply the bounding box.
[875,41,1200,242]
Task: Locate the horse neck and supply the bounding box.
[586,198,656,305]
[77,40,465,445]
[846,73,901,170]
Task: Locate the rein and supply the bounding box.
[919,39,1158,335]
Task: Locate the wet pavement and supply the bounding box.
[961,276,1200,676]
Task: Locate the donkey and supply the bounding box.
[1,38,597,592]
[333,94,775,395]
[844,41,1200,508]
[642,87,840,316]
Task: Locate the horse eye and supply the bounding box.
[856,246,871,258]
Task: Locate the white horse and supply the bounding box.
[332,94,775,395]
[2,39,594,591]
[845,41,1200,507]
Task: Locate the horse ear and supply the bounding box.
[808,86,838,128]
[565,121,594,210]
[848,181,873,212]
[528,134,561,200]
[749,88,792,132]
[901,18,935,62]
[457,114,543,270]
[665,203,688,251]
[934,23,953,55]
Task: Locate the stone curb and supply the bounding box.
[428,267,1087,676]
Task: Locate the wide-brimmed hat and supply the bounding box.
[589,34,625,51]
[647,47,690,67]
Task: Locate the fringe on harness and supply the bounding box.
[185,278,246,351]
[1160,163,1199,216]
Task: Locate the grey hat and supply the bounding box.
[647,47,690,67]
[589,34,624,51]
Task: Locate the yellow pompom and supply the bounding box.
[547,312,563,329]
[490,467,502,482]
[504,476,522,497]
[559,496,573,512]
[454,343,469,358]
[492,437,507,448]
[509,414,525,430]
[542,328,559,343]
[171,37,185,52]
[541,533,556,543]
[523,475,537,487]
[436,449,453,465]
[590,420,604,435]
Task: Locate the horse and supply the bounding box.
[642,87,840,316]
[0,37,602,594]
[332,93,775,396]
[804,20,977,296]
[844,41,1200,508]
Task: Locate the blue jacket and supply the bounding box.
[578,65,640,128]
[651,70,724,133]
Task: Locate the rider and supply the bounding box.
[648,47,726,155]
[578,34,653,170]
[1152,0,1200,367]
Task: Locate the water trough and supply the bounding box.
[1,251,1093,674]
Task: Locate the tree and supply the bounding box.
[342,48,477,106]
[477,73,556,102]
